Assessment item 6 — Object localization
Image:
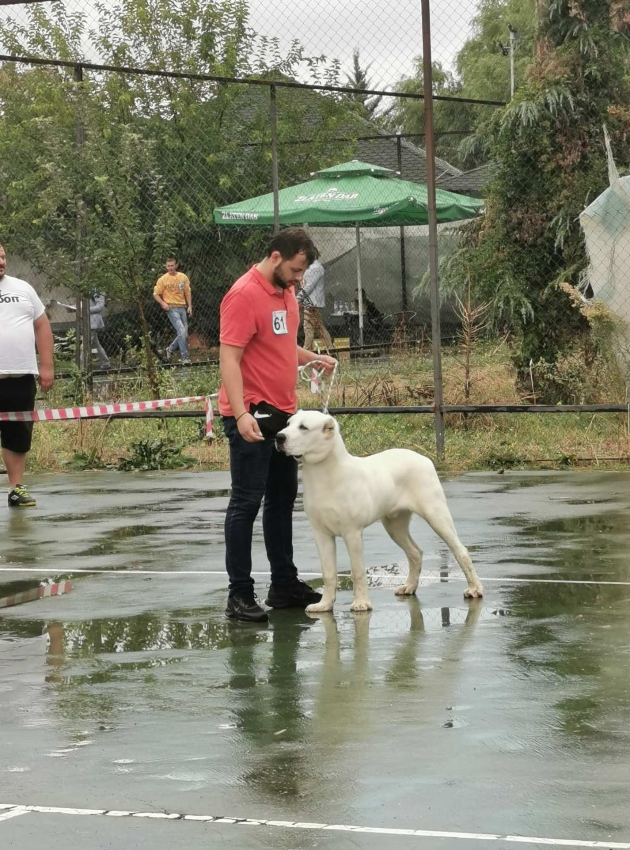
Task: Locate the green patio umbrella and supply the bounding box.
[213,160,484,343]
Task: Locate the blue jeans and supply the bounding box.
[167,306,189,360]
[223,416,299,595]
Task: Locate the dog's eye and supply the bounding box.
[299,424,309,431]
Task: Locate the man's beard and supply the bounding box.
[272,271,292,290]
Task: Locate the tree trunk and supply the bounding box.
[136,296,159,398]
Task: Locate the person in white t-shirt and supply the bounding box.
[0,244,54,508]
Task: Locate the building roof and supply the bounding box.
[228,82,461,185]
[355,123,461,185]
[436,162,497,197]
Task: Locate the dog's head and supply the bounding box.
[276,410,338,463]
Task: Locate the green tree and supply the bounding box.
[385,57,469,166]
[345,48,384,119]
[438,0,630,396]
[0,0,358,380]
[82,126,180,394]
[386,1,538,168]
[456,0,537,167]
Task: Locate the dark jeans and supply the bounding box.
[223,416,298,595]
[0,375,36,453]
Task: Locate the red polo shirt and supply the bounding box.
[218,265,300,417]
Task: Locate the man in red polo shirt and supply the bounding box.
[219,228,336,622]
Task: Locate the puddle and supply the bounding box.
[1,470,630,844]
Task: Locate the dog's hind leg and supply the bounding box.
[418,501,483,599]
[343,530,373,612]
[306,528,338,613]
[381,511,423,596]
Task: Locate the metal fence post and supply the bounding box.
[270,84,280,235]
[396,134,408,313]
[421,0,445,459]
[74,63,91,379]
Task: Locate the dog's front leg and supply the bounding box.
[343,530,373,612]
[306,529,337,613]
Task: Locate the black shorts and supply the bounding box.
[0,375,37,454]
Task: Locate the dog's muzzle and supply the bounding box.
[275,433,302,459]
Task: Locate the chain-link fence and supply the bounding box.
[1,0,629,469]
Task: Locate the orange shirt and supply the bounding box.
[218,266,300,417]
[154,272,191,307]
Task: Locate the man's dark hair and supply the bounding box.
[267,228,317,265]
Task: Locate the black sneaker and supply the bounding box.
[265,579,322,609]
[225,592,269,623]
[8,485,36,508]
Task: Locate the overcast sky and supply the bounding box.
[0,0,480,88]
[247,0,480,87]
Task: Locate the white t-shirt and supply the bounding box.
[0,274,46,376]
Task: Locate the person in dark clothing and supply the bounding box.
[354,288,385,343]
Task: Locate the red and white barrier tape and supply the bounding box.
[0,581,72,610]
[0,395,216,438]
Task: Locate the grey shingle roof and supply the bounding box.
[356,124,461,184]
[226,82,461,184]
[436,162,497,197]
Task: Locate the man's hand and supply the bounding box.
[187,306,193,317]
[161,302,170,312]
[34,314,54,392]
[237,413,264,443]
[311,354,337,375]
[298,347,337,375]
[38,365,54,393]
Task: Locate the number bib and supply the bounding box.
[272,310,288,335]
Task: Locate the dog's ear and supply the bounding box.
[322,415,335,437]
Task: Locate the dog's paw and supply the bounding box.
[306,601,334,613]
[350,599,373,612]
[464,584,484,599]
[395,584,418,596]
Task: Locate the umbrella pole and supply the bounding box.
[356,224,364,348]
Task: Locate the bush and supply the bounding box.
[118,439,195,471]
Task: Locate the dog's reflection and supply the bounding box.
[226,600,485,809]
[310,598,483,740]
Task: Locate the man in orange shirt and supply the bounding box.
[219,228,336,622]
[154,258,193,365]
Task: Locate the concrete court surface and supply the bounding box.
[0,469,629,850]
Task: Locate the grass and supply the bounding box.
[21,342,630,475]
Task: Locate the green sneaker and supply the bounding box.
[8,485,36,508]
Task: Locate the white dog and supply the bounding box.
[276,410,484,613]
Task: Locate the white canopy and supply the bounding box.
[580,127,630,357]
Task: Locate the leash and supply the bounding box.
[298,359,339,414]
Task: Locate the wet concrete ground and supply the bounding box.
[1,470,629,849]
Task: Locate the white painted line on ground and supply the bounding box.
[0,804,627,847]
[0,566,629,587]
[0,807,30,823]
